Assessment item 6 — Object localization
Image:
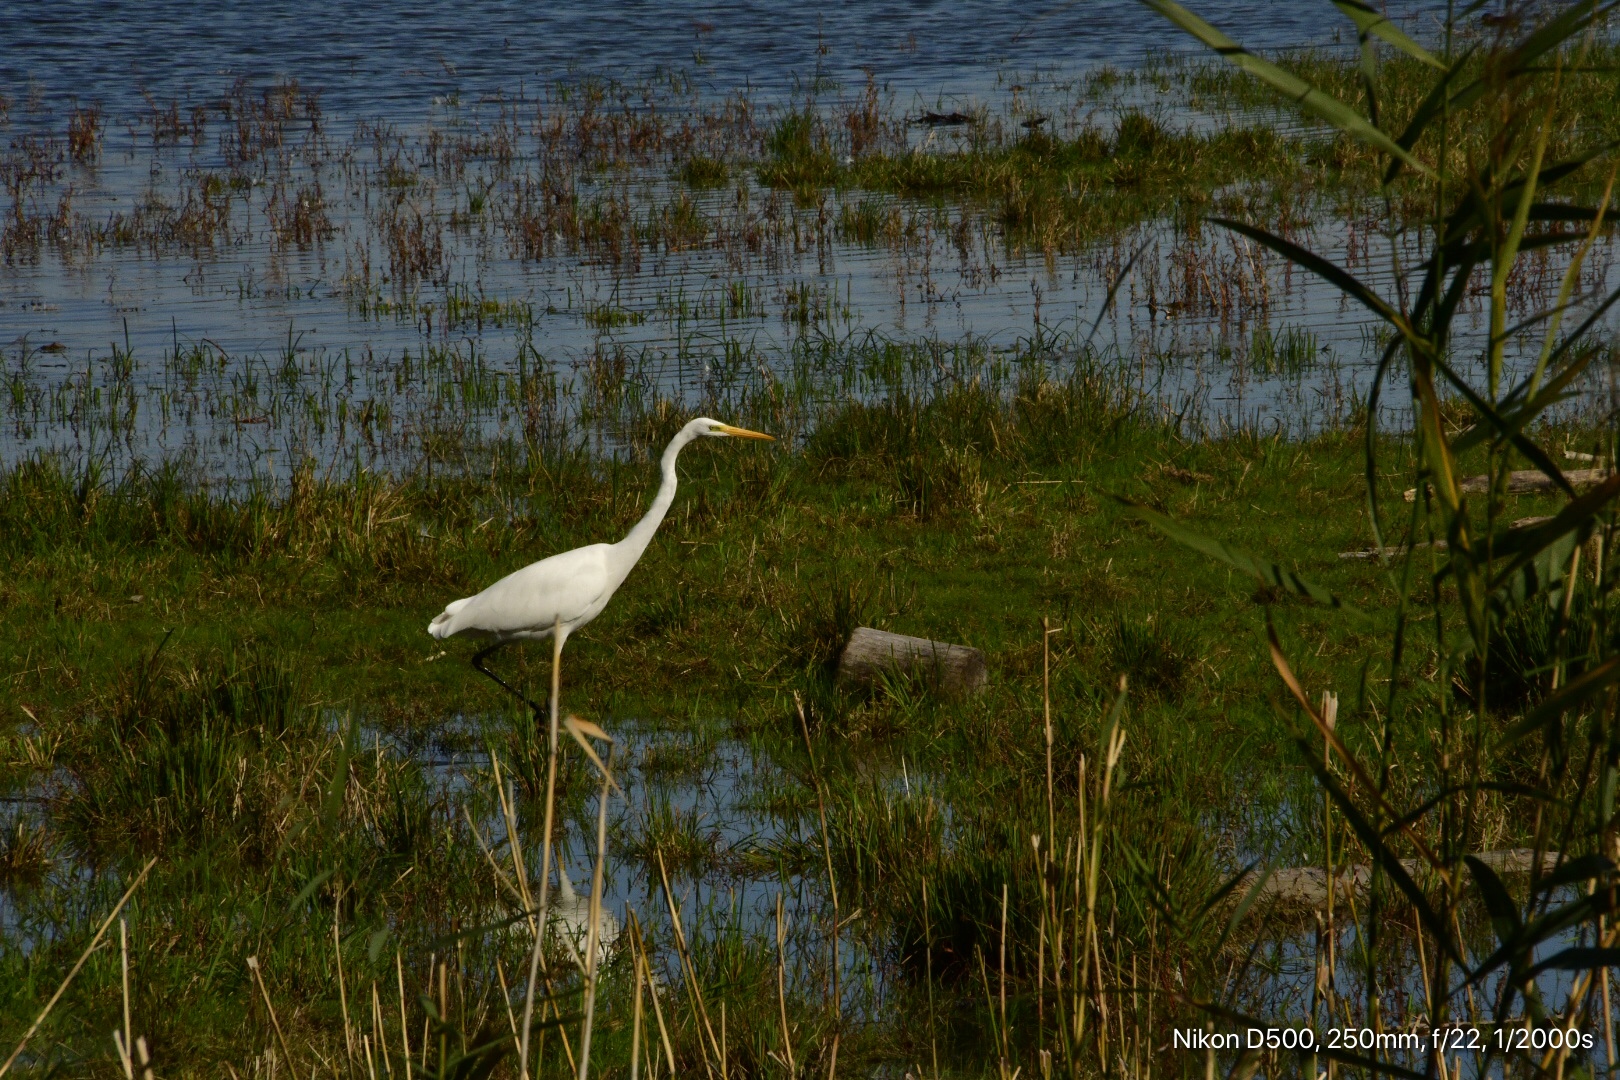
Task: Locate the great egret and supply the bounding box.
[428,416,774,711]
[430,416,770,1077]
[552,858,619,966]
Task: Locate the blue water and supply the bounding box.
[1,1,1439,121]
[4,0,1605,480]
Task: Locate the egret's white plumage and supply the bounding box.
[428,541,617,646]
[550,859,619,965]
[428,417,773,691]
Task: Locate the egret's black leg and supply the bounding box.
[471,642,545,718]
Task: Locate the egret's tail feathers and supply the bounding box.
[427,596,472,639]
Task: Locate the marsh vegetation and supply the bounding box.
[4,2,1620,1078]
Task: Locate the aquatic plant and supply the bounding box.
[1131,0,1620,1073]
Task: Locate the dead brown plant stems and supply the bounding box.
[520,613,566,1080]
[795,691,841,1028]
[1267,624,1449,882]
[246,954,296,1067]
[656,847,723,1074]
[0,857,156,1080]
[572,718,617,1080]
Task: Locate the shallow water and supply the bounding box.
[0,709,1597,1058]
[0,717,925,1019]
[13,1,1588,481]
[3,2,1443,120]
[4,9,1615,1060]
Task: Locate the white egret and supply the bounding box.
[551,858,619,966]
[430,416,770,1078]
[428,416,774,714]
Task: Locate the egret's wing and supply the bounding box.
[433,544,615,638]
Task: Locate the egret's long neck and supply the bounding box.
[613,431,690,571]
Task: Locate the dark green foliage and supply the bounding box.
[1132,1,1620,1073]
[62,646,308,855]
[1104,613,1193,699]
[758,110,839,192]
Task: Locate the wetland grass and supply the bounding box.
[1,350,1417,1076]
[5,337,1603,1075]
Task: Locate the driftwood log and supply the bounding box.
[1242,849,1560,912]
[1403,468,1611,502]
[836,627,987,695]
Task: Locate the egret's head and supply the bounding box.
[692,417,774,441]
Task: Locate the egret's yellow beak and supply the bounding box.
[717,424,775,440]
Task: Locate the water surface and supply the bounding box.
[11,2,1553,478]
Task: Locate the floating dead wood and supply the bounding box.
[1338,541,1445,560]
[836,627,987,695]
[1403,468,1611,502]
[1242,849,1561,912]
[1334,516,1608,563]
[910,110,974,126]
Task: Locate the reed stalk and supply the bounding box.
[0,858,155,1079]
[520,615,566,1080]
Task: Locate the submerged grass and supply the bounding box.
[10,35,1620,294]
[768,113,1309,250]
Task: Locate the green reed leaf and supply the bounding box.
[1452,345,1599,457]
[1139,0,1435,176]
[1499,657,1620,750]
[1488,473,1620,596]
[1423,352,1576,499]
[1524,947,1620,982]
[1468,888,1620,988]
[1333,0,1445,68]
[1383,47,1476,185]
[1464,854,1523,949]
[1536,854,1614,894]
[1302,740,1464,965]
[1118,499,1364,616]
